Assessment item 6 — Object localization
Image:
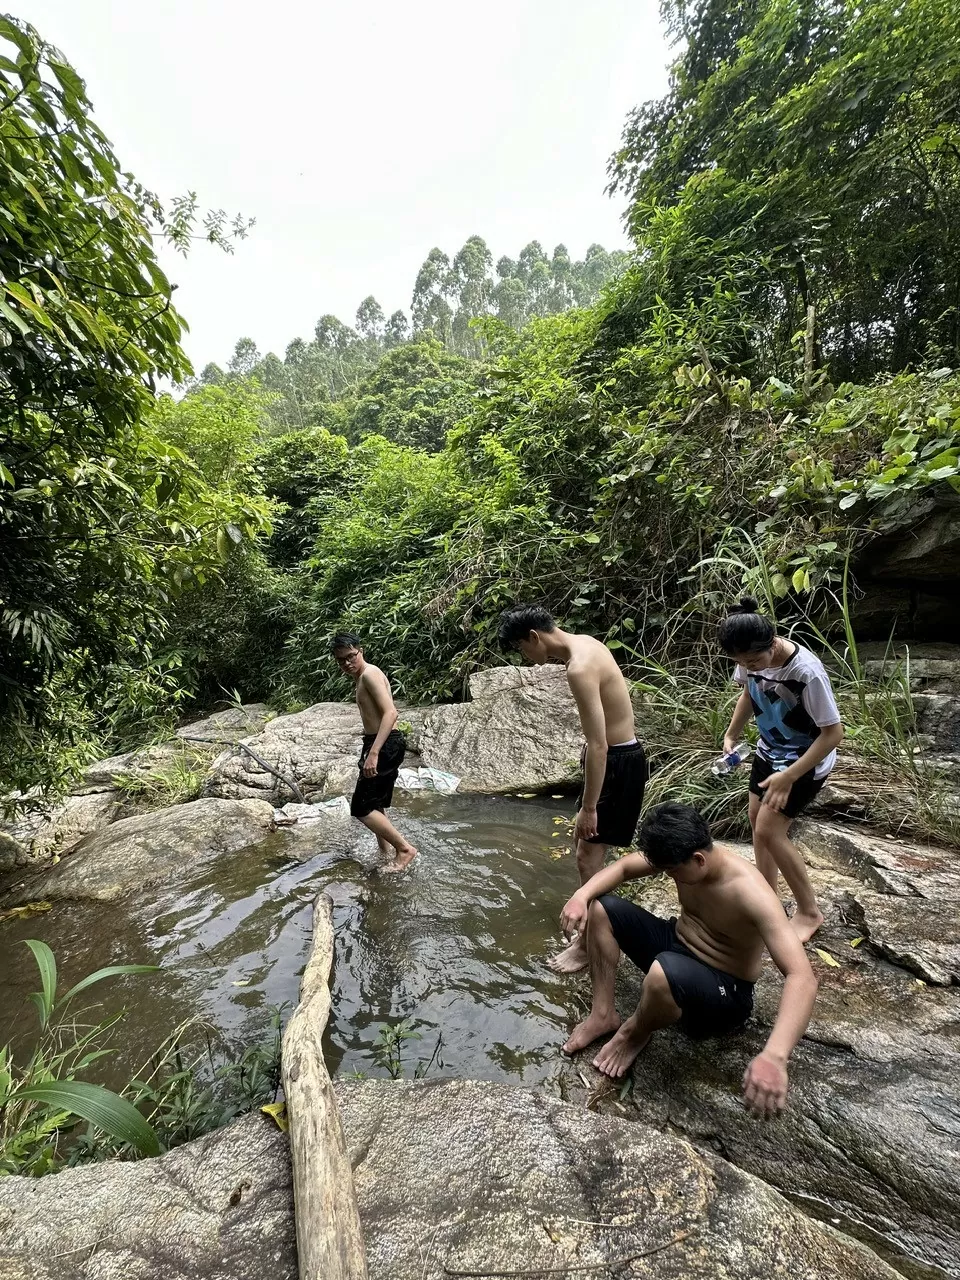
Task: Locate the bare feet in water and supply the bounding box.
[381,846,419,875]
[790,908,824,943]
[547,938,588,974]
[562,1010,621,1056]
[592,1018,651,1078]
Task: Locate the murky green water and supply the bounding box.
[0,793,581,1085]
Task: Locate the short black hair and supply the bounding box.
[330,632,363,654]
[497,604,556,651]
[718,595,776,655]
[638,802,713,868]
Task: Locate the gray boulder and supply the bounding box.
[0,1082,902,1280]
[204,703,363,804]
[2,798,275,903]
[1,792,120,869]
[176,703,274,743]
[418,664,582,794]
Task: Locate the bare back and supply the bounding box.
[564,634,636,745]
[355,663,395,733]
[673,847,776,981]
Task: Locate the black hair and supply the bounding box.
[330,632,363,654]
[497,603,556,651]
[718,595,776,655]
[638,802,713,868]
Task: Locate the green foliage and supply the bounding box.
[151,381,273,491]
[69,1010,285,1161]
[343,336,480,451]
[608,0,960,380]
[0,941,160,1174]
[371,1018,443,1080]
[258,426,352,567]
[112,746,211,811]
[0,18,268,796]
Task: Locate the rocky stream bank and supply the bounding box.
[1,660,958,1278]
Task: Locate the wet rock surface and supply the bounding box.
[0,1083,905,1280]
[1,798,276,904]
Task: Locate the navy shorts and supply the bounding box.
[749,755,824,819]
[598,895,754,1039]
[350,730,406,817]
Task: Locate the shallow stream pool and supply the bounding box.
[0,793,582,1085]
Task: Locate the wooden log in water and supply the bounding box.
[282,892,369,1280]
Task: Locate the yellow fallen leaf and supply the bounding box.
[549,849,565,860]
[0,901,52,923]
[551,795,563,799]
[814,948,841,967]
[849,937,863,947]
[517,792,536,799]
[231,979,250,987]
[261,1101,288,1131]
[916,979,926,987]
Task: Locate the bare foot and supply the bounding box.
[547,938,588,975]
[562,1010,621,1056]
[381,847,419,875]
[790,908,824,943]
[592,1020,651,1079]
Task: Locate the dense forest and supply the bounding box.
[2,0,960,798]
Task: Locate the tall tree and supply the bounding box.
[0,17,267,792]
[608,0,960,379]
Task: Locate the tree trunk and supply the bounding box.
[282,893,368,1280]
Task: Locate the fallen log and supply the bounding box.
[282,892,368,1280]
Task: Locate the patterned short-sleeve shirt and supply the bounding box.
[734,644,841,780]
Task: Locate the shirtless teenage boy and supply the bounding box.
[331,633,418,873]
[498,604,647,974]
[561,802,818,1116]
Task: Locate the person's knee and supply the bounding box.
[644,959,682,1017]
[755,808,790,847]
[576,841,604,878]
[588,897,613,932]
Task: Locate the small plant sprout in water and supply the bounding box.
[371,1018,443,1080]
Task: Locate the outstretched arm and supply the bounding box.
[723,687,754,754]
[567,664,607,843]
[742,888,818,1116]
[361,670,399,776]
[560,853,656,938]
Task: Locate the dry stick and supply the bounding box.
[282,892,368,1280]
[442,1228,696,1277]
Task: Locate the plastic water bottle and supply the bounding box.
[711,743,751,777]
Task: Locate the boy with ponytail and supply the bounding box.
[719,597,843,942]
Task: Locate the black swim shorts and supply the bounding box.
[350,730,406,818]
[598,895,754,1039]
[749,755,824,820]
[577,741,648,847]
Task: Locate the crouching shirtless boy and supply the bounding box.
[560,802,818,1116]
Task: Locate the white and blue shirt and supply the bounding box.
[734,644,841,781]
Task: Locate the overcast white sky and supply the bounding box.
[24,1,670,372]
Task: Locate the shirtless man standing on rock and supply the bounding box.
[561,801,818,1116]
[332,633,418,874]
[497,604,647,974]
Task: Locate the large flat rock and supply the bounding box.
[0,1082,902,1280]
[2,798,275,903]
[204,702,363,804]
[418,664,583,794]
